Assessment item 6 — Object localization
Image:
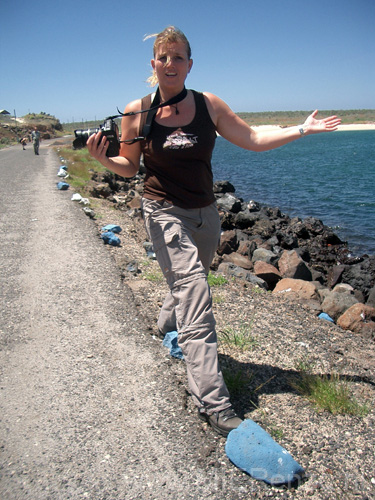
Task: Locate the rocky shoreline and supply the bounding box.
[213,181,375,339]
[87,168,375,340]
[61,158,375,498]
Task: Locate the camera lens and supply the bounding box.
[73,128,99,149]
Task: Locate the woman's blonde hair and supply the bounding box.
[144,26,192,87]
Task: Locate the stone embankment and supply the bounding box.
[87,169,375,339]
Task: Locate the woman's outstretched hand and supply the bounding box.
[303,110,341,134]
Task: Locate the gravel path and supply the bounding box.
[0,143,244,499]
[1,141,374,500]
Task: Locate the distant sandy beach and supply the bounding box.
[336,123,375,131]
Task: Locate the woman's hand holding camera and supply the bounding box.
[87,131,110,165]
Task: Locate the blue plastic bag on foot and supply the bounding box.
[162,331,184,360]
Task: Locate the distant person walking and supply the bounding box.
[31,127,40,155]
[20,137,27,150]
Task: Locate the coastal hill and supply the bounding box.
[236,108,375,127]
[0,112,62,147]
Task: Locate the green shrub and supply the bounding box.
[291,361,369,416]
[219,321,258,351]
[207,273,228,287]
[143,269,164,283]
[57,147,106,192]
[222,367,253,395]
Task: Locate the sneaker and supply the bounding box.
[199,407,243,437]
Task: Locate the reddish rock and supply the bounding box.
[337,303,375,338]
[222,252,252,270]
[321,290,358,322]
[237,240,256,259]
[253,261,281,290]
[273,278,320,302]
[217,230,237,256]
[278,250,312,281]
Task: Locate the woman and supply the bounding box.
[87,26,340,436]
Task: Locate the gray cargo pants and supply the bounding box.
[142,198,231,414]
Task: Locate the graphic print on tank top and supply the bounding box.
[163,128,198,149]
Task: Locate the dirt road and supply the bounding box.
[0,142,253,499]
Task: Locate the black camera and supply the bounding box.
[73,118,119,157]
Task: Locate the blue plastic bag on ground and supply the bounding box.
[318,312,335,323]
[101,231,121,246]
[101,224,122,234]
[226,419,305,486]
[57,181,69,190]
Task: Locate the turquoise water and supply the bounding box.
[212,131,375,256]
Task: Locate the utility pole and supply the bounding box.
[14,109,19,141]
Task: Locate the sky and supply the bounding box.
[0,0,374,124]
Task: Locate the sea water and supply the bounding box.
[212,131,375,257]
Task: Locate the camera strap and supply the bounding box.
[141,86,187,139]
[114,86,188,144]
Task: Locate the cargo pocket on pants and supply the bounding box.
[150,224,181,285]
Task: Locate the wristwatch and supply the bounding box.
[298,126,305,136]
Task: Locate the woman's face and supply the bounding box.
[151,42,193,91]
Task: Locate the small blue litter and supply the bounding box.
[101,231,121,246]
[57,181,69,190]
[126,261,138,273]
[318,312,335,323]
[162,331,184,360]
[101,224,122,234]
[143,241,157,259]
[226,419,305,486]
[60,165,68,171]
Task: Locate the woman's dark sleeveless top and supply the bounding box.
[140,90,217,209]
